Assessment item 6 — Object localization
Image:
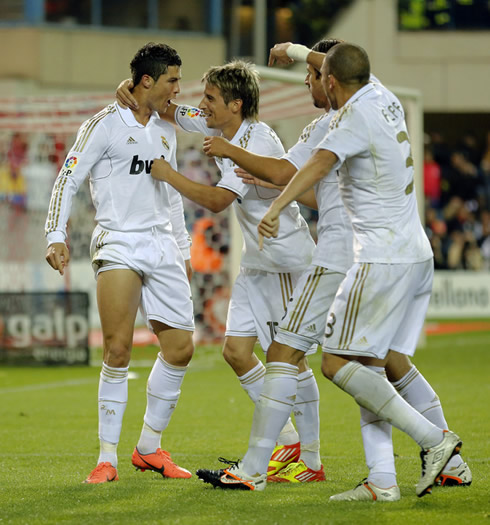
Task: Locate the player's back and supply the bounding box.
[319,83,432,264]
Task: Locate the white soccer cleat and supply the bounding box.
[329,479,400,502]
[437,461,472,487]
[416,430,462,497]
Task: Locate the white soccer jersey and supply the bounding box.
[175,105,315,272]
[316,82,432,263]
[284,111,352,273]
[45,104,191,256]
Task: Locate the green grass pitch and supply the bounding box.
[0,330,489,524]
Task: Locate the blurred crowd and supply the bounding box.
[424,130,490,270]
[1,129,490,273]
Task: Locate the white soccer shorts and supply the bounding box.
[275,264,345,353]
[90,225,194,331]
[225,268,303,353]
[322,259,434,359]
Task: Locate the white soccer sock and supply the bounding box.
[242,362,299,477]
[295,369,321,470]
[392,365,463,469]
[238,361,266,403]
[137,423,162,455]
[98,362,129,467]
[333,361,443,449]
[139,353,187,453]
[361,366,396,488]
[239,361,298,446]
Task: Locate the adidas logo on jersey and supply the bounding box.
[355,336,369,346]
[305,323,316,333]
[127,136,138,145]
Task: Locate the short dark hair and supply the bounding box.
[311,38,344,78]
[130,42,182,86]
[323,42,370,86]
[202,60,260,121]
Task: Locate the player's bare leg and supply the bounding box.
[85,269,142,483]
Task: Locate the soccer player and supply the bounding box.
[196,42,464,498]
[198,39,350,484]
[117,60,318,479]
[45,43,195,484]
[201,42,471,497]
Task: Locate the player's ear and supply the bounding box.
[141,74,154,89]
[231,99,243,115]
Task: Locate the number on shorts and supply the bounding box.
[325,313,336,338]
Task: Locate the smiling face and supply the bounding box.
[147,65,181,114]
[198,82,237,130]
[305,63,329,110]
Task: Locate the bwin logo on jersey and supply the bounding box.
[129,155,164,174]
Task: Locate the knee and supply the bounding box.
[222,341,245,368]
[163,335,194,367]
[104,338,131,368]
[321,354,338,381]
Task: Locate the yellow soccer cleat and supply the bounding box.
[268,460,326,483]
[267,442,301,477]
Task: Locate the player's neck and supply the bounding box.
[220,116,243,141]
[130,89,153,126]
[131,105,153,126]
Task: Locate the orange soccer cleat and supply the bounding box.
[132,448,192,479]
[84,462,119,484]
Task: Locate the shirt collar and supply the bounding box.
[116,102,160,128]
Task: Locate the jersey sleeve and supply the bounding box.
[45,115,110,245]
[174,105,219,136]
[218,124,285,198]
[283,132,317,170]
[316,104,370,169]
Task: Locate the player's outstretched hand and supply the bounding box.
[46,243,70,276]
[268,43,294,67]
[116,78,137,110]
[257,205,280,250]
[203,136,230,158]
[235,168,283,189]
[151,157,173,181]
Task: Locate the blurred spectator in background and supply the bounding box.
[478,131,490,211]
[424,143,441,208]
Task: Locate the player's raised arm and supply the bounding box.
[268,42,326,73]
[116,78,178,123]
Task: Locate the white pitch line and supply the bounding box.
[0,372,141,395]
[0,377,97,394]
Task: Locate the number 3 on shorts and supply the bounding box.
[325,312,336,338]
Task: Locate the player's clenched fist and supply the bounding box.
[203,136,230,158]
[257,204,280,250]
[151,157,173,181]
[268,42,294,67]
[46,242,70,276]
